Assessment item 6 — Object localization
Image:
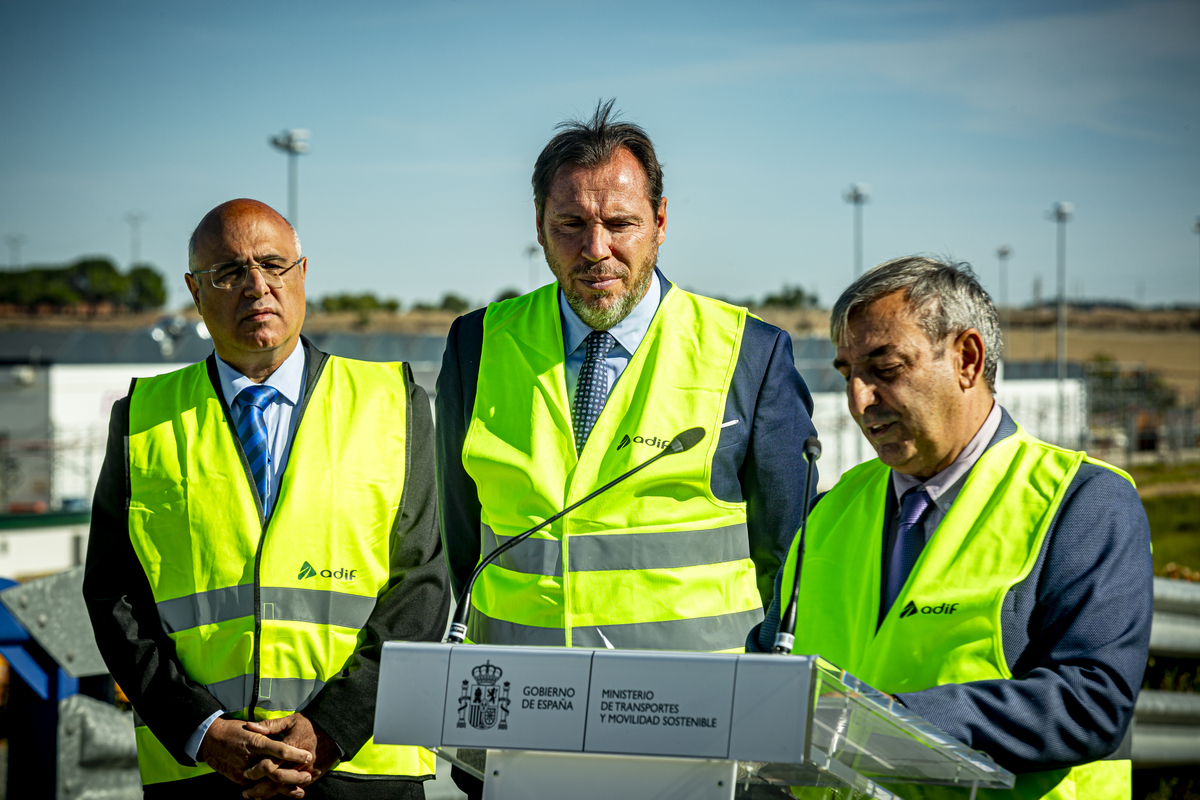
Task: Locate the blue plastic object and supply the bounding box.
[0,643,48,700]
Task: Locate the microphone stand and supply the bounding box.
[773,436,821,655]
[446,427,707,645]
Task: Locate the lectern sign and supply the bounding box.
[584,650,738,758]
[442,646,592,751]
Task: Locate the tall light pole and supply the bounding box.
[1193,217,1200,407]
[843,183,870,278]
[843,183,870,464]
[4,234,25,269]
[125,212,146,268]
[525,243,541,293]
[269,129,310,228]
[1048,202,1073,446]
[996,245,1011,361]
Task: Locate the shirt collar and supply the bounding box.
[560,269,662,356]
[892,400,1002,510]
[215,342,307,409]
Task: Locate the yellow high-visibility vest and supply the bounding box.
[778,425,1133,799]
[462,282,762,652]
[126,355,435,785]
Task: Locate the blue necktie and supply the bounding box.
[884,488,933,615]
[572,331,616,453]
[234,384,279,503]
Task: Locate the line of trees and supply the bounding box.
[0,258,167,313]
[717,284,821,310]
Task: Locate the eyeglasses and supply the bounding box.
[190,258,302,289]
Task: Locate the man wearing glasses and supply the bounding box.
[84,199,449,799]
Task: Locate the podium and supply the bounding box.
[374,642,1014,799]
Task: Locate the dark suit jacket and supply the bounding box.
[82,338,450,767]
[435,270,819,609]
[752,409,1153,774]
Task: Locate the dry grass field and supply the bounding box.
[5,304,1199,401]
[1006,327,1200,403]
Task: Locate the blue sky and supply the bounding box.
[1,0,1197,310]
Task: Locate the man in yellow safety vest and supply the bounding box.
[84,199,449,799]
[436,96,821,798]
[754,255,1152,799]
[436,98,819,653]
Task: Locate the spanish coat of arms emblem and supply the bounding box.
[457,660,512,730]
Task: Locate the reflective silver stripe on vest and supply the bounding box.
[482,525,563,576]
[259,587,377,630]
[257,676,326,712]
[467,610,567,646]
[569,608,763,651]
[135,675,326,721]
[481,523,751,576]
[206,673,255,712]
[156,584,255,633]
[467,607,762,651]
[156,586,376,632]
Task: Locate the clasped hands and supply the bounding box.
[200,713,340,798]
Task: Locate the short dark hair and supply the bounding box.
[831,255,1002,391]
[532,98,664,221]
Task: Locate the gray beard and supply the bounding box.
[556,258,656,332]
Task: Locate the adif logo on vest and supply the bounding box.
[616,433,670,451]
[899,600,959,618]
[298,561,357,581]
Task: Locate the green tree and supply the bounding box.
[319,292,401,313]
[127,265,167,311]
[761,285,819,309]
[67,258,128,311]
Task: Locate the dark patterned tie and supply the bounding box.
[572,331,616,453]
[234,384,279,502]
[884,488,933,615]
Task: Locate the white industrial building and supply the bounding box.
[1,325,1087,575]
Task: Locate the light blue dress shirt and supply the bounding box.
[214,345,307,516]
[560,270,662,404]
[185,343,307,761]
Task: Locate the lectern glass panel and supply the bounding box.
[797,660,1012,789]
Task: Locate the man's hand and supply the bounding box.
[199,717,314,796]
[240,713,341,798]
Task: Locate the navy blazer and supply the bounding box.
[753,409,1153,774]
[435,269,819,608]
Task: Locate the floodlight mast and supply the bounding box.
[996,245,1012,361]
[843,183,870,279]
[269,129,311,229]
[4,234,25,269]
[125,212,146,268]
[1193,217,1200,406]
[1048,202,1073,447]
[843,183,870,466]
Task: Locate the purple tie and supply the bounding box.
[884,488,933,616]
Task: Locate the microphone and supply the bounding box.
[773,435,821,655]
[445,427,707,645]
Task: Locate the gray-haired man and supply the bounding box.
[753,256,1151,798]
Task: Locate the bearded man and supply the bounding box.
[435,99,819,655]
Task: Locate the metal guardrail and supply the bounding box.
[1133,577,1200,767]
[1148,577,1200,657]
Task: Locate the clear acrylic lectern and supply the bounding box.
[374,642,1014,799]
